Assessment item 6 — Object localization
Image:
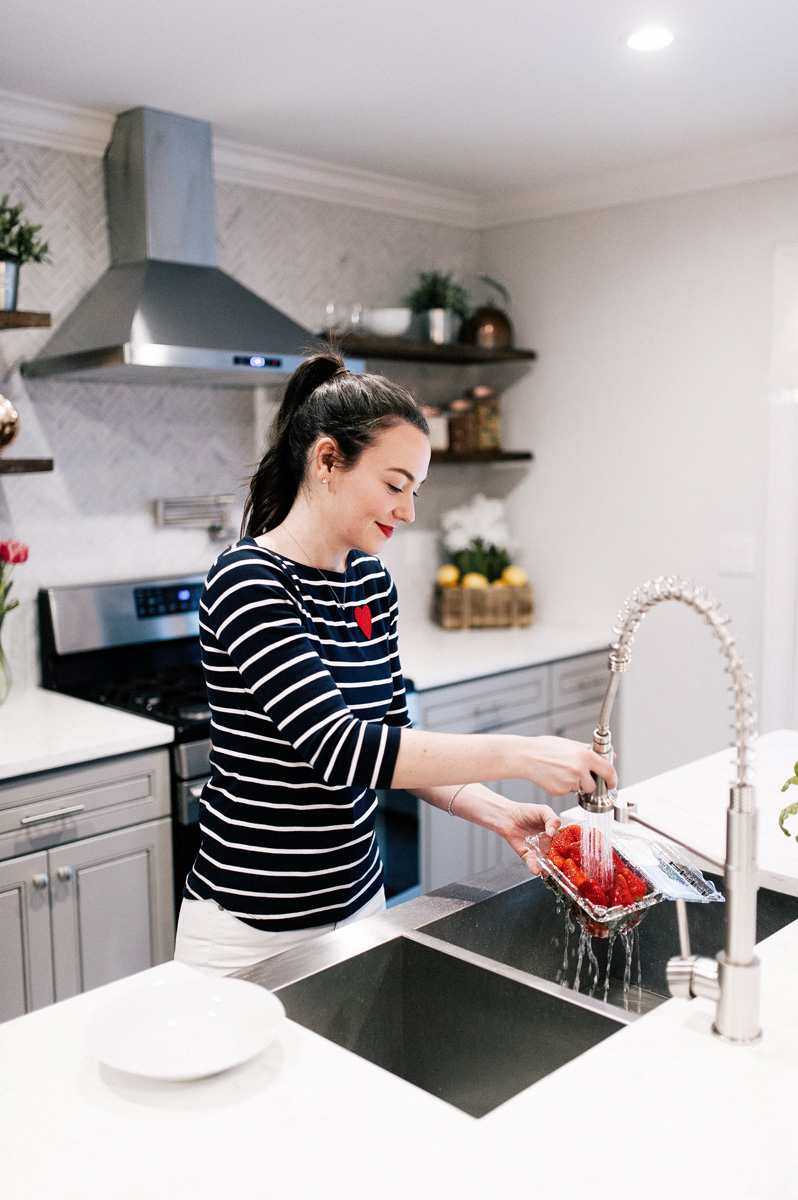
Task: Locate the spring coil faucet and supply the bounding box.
[578,576,760,1044]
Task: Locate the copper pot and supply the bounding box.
[0,395,19,450]
[458,305,513,349]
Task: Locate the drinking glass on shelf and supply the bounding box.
[322,301,348,334]
[321,301,365,337]
[349,303,363,335]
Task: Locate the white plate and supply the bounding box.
[86,974,285,1081]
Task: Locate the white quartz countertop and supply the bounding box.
[398,621,609,691]
[2,731,797,1199]
[0,688,174,781]
[1,929,795,1200]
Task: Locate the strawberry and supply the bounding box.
[550,829,573,857]
[578,878,609,908]
[615,860,633,884]
[625,871,647,899]
[547,849,565,871]
[561,858,587,890]
[610,874,632,908]
[612,855,647,898]
[552,824,582,855]
[563,824,582,846]
[615,858,641,888]
[568,843,583,867]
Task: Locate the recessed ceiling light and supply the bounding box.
[626,27,674,51]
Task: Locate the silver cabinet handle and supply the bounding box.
[57,867,74,882]
[189,784,205,798]
[32,874,49,889]
[20,803,86,826]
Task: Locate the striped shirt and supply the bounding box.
[183,536,411,930]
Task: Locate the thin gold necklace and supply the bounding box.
[281,525,346,614]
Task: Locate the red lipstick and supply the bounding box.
[376,523,394,538]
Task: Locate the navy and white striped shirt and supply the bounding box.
[184,537,411,930]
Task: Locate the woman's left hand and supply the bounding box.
[501,803,561,876]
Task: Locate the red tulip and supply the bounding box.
[0,540,28,564]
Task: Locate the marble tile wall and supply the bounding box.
[0,138,481,692]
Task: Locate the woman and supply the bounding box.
[174,353,616,975]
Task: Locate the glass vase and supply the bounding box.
[0,626,11,704]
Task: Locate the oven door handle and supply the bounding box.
[176,777,210,825]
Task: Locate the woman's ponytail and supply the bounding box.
[242,350,428,537]
[242,353,342,535]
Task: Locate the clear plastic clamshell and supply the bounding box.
[525,826,723,939]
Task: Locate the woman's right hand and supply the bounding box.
[522,735,617,797]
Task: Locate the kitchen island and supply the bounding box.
[1,731,796,1200]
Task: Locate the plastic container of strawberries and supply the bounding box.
[525,824,722,938]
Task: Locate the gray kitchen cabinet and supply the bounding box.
[0,850,55,1021]
[416,651,614,892]
[0,749,174,1024]
[49,819,174,1001]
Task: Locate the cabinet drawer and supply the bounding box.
[551,652,609,712]
[0,750,170,863]
[417,665,551,733]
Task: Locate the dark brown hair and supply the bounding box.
[242,352,429,537]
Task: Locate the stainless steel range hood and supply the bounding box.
[22,107,360,388]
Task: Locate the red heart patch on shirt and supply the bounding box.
[354,605,372,639]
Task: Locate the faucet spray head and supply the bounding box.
[577,725,615,814]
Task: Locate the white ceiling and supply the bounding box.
[3,0,798,204]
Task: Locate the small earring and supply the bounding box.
[322,477,328,485]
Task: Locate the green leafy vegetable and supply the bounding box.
[779,760,798,840]
[449,537,511,583]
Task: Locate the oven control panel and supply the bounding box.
[134,583,204,620]
[40,574,207,654]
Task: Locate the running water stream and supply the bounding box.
[557,906,644,1013]
[550,823,645,1012]
[581,809,615,895]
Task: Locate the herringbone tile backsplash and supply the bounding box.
[0,138,479,689]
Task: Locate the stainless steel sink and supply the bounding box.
[273,931,628,1118]
[419,871,798,1012]
[237,859,798,1117]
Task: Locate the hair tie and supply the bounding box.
[333,366,349,378]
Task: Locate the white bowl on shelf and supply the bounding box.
[360,307,413,337]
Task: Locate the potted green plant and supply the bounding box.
[0,194,51,311]
[403,271,471,344]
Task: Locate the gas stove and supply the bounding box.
[74,664,211,740]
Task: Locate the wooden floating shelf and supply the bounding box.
[320,331,536,365]
[0,311,51,329]
[430,450,533,464]
[0,457,55,475]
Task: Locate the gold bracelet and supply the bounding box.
[447,784,468,816]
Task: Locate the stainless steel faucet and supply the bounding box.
[578,576,761,1044]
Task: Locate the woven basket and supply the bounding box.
[435,583,534,630]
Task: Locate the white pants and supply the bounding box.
[173,888,387,977]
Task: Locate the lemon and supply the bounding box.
[491,579,508,587]
[461,572,489,589]
[437,564,460,588]
[501,565,528,586]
